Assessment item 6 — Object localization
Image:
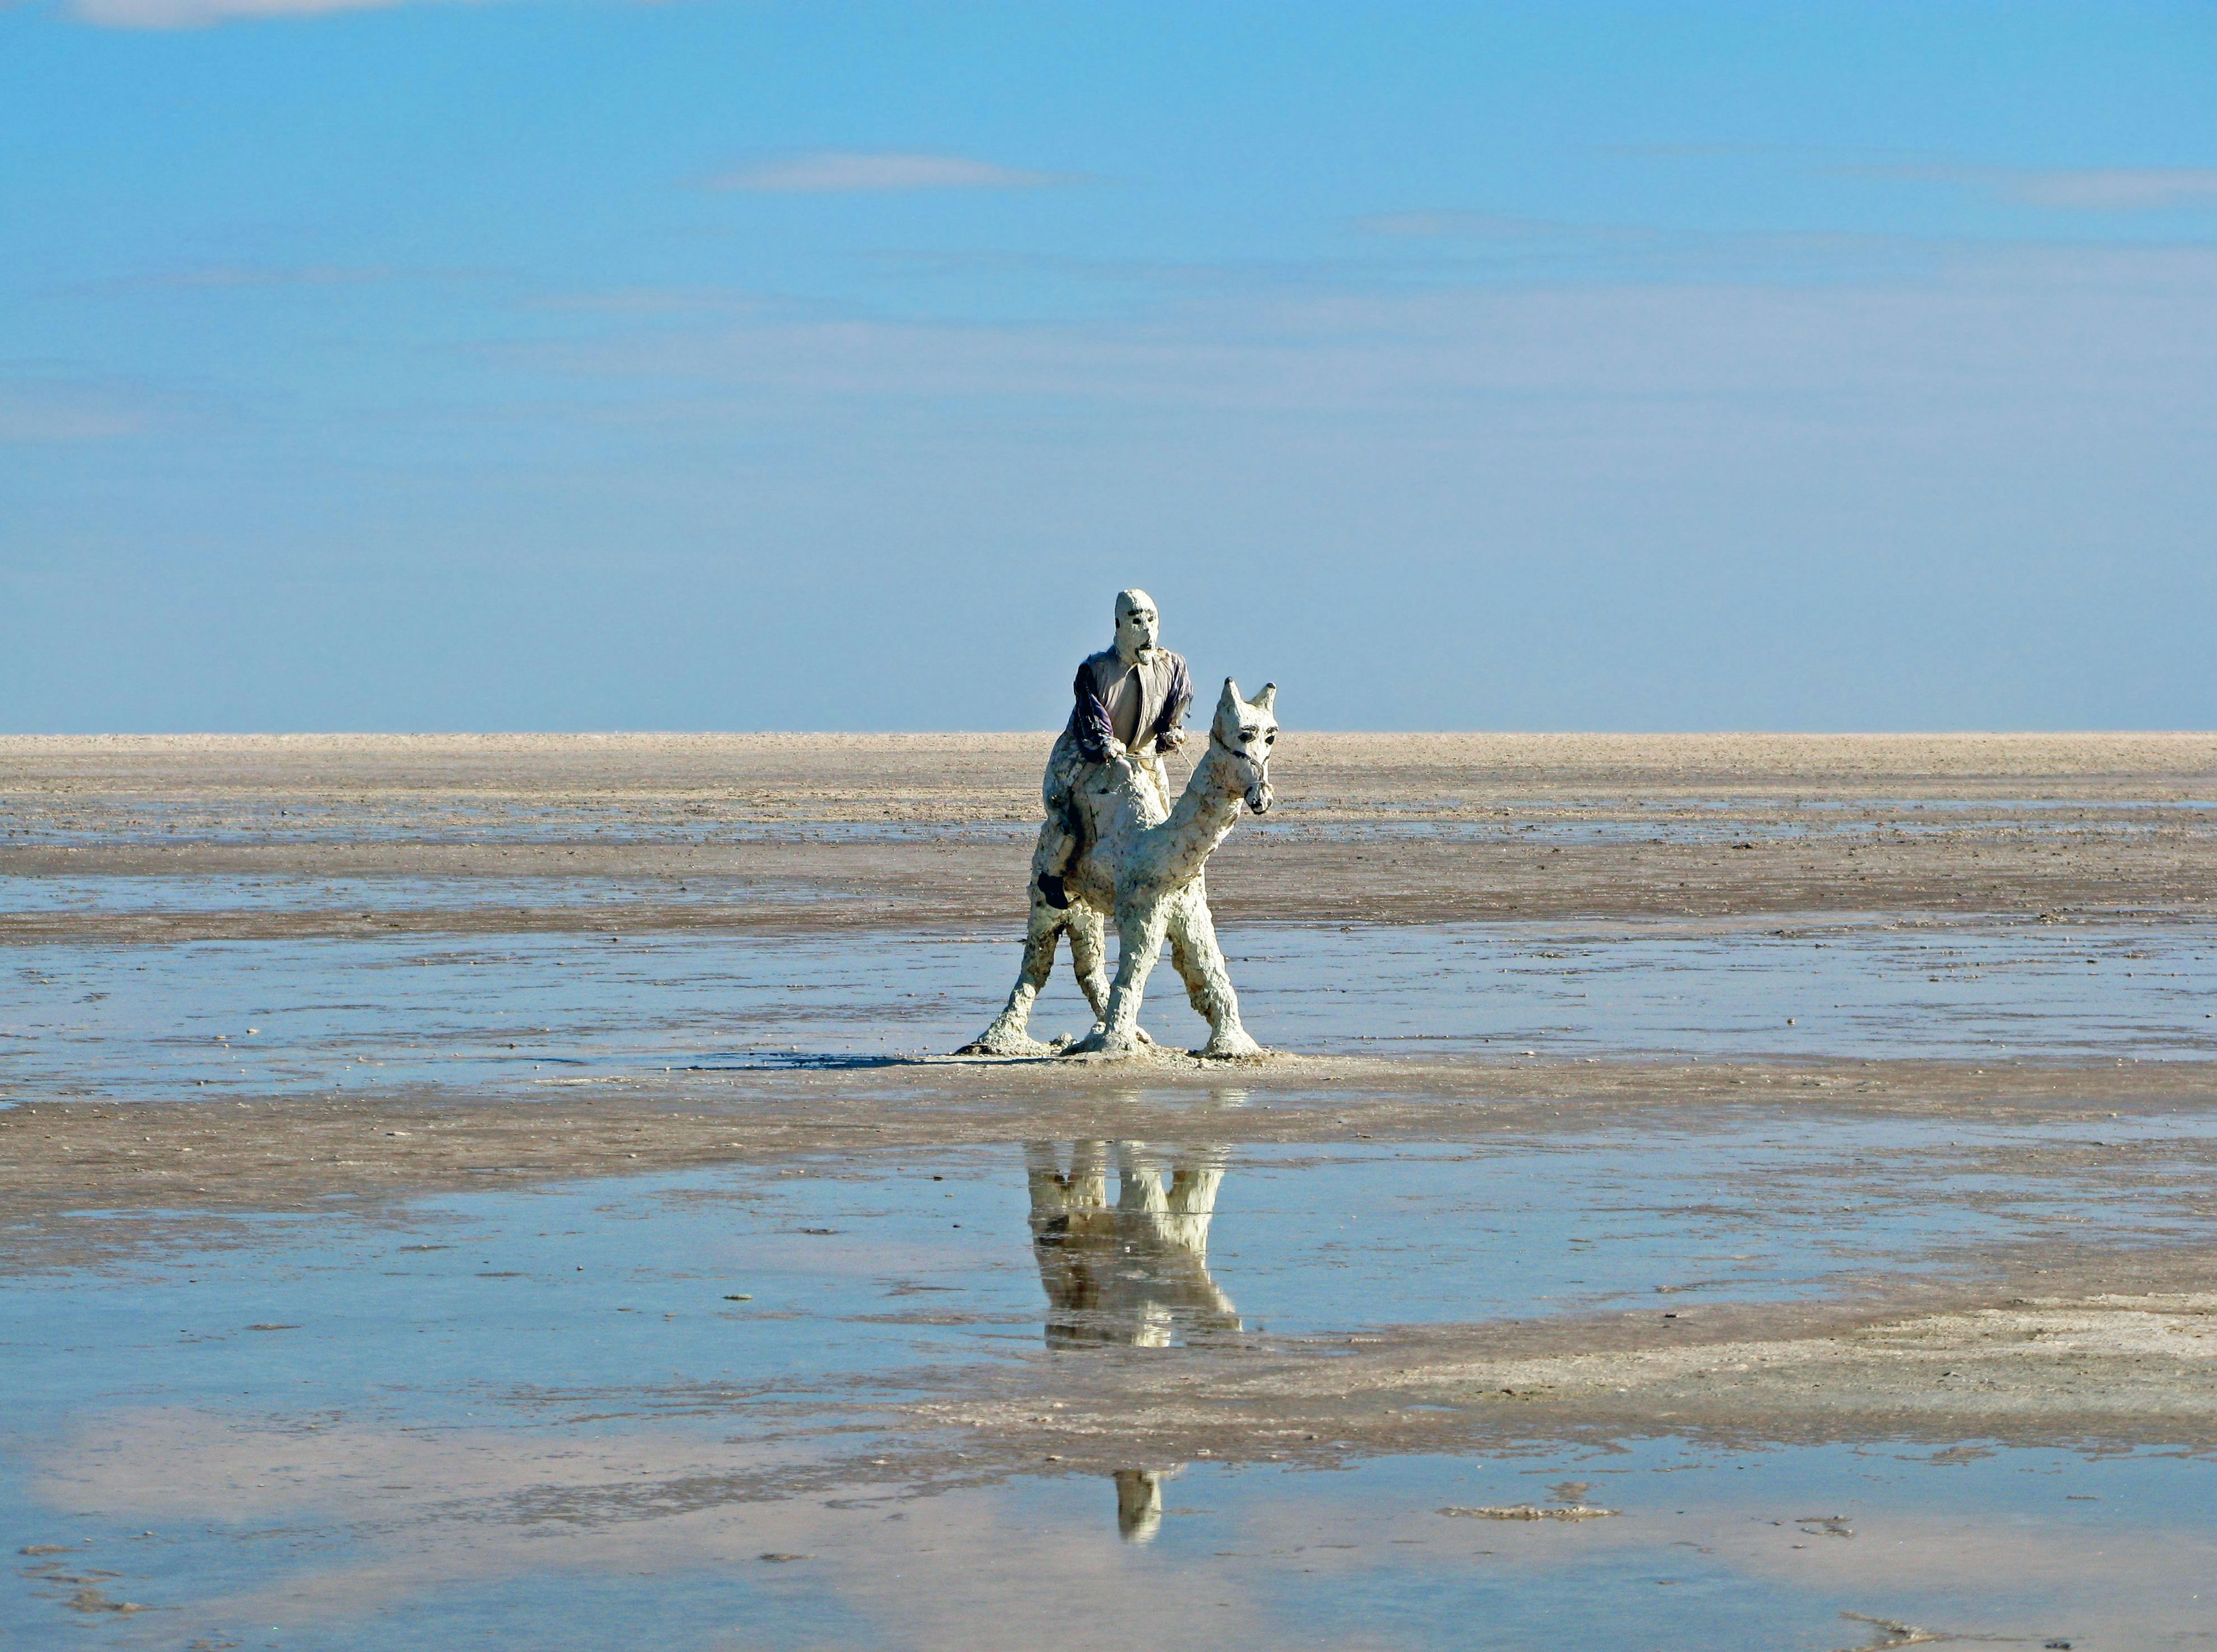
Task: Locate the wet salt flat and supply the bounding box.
[6,1134,2216,1649]
[3,914,2214,1103]
[10,795,2217,851]
[1263,795,2217,844]
[0,873,836,918]
[1,802,1030,849]
[9,831,2217,1648]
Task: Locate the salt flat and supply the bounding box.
[4,734,2215,1650]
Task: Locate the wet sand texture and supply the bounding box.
[5,732,2216,934]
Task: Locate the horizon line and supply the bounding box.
[3,729,2214,742]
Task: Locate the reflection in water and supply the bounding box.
[1113,1468,1165,1543]
[1025,1140,1238,1541]
[1025,1141,1240,1349]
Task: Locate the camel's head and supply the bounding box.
[1211,678,1278,814]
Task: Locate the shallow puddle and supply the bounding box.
[10,1440,2211,1650]
[15,1123,2215,1384]
[4,915,2215,1104]
[6,1130,2215,1648]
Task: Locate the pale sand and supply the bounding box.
[6,732,2217,930]
[7,730,2217,810]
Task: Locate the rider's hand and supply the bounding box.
[1155,728,1188,753]
[1102,737,1129,761]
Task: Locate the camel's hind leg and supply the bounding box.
[1166,885,1263,1059]
[958,894,1067,1055]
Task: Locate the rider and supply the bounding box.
[1033,588,1193,909]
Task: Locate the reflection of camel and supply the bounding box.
[964,681,1278,1059]
[1024,1140,1238,1542]
[1024,1141,1240,1349]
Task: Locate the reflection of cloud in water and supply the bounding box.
[35,1407,2217,1646]
[1210,1471,2217,1646]
[30,1408,1309,1650]
[1719,1505,2217,1601]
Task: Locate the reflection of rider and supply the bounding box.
[1114,1469,1166,1543]
[1033,589,1193,910]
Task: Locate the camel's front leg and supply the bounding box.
[1068,901,1156,1046]
[1065,900,1169,1057]
[957,895,1066,1055]
[1167,889,1264,1058]
[1066,902,1112,1021]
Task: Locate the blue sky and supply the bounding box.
[3,1,2214,731]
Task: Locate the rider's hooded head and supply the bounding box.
[1114,589,1160,662]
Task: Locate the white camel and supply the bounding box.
[961,678,1278,1060]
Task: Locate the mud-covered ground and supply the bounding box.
[5,731,2216,937]
[6,735,2216,1648]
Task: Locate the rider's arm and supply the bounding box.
[1149,655,1194,753]
[1073,664,1118,762]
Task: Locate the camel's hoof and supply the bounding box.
[956,1028,1052,1057]
[1063,1030,1144,1059]
[1199,1033,1266,1060]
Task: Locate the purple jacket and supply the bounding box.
[1066,647,1193,763]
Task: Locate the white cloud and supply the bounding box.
[1853,163,2217,211]
[0,379,153,443]
[528,287,779,316]
[68,0,461,28]
[61,264,438,295]
[1350,211,1607,240]
[499,244,2217,452]
[704,150,1076,194]
[1998,167,2217,211]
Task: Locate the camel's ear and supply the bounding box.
[1253,682,1277,715]
[1215,678,1244,723]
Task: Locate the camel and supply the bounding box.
[960,678,1278,1060]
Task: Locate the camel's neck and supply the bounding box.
[1098,747,1247,884]
[1144,745,1247,886]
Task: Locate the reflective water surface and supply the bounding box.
[6,1130,2215,1649]
[6,914,2216,1104]
[13,1440,2209,1651]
